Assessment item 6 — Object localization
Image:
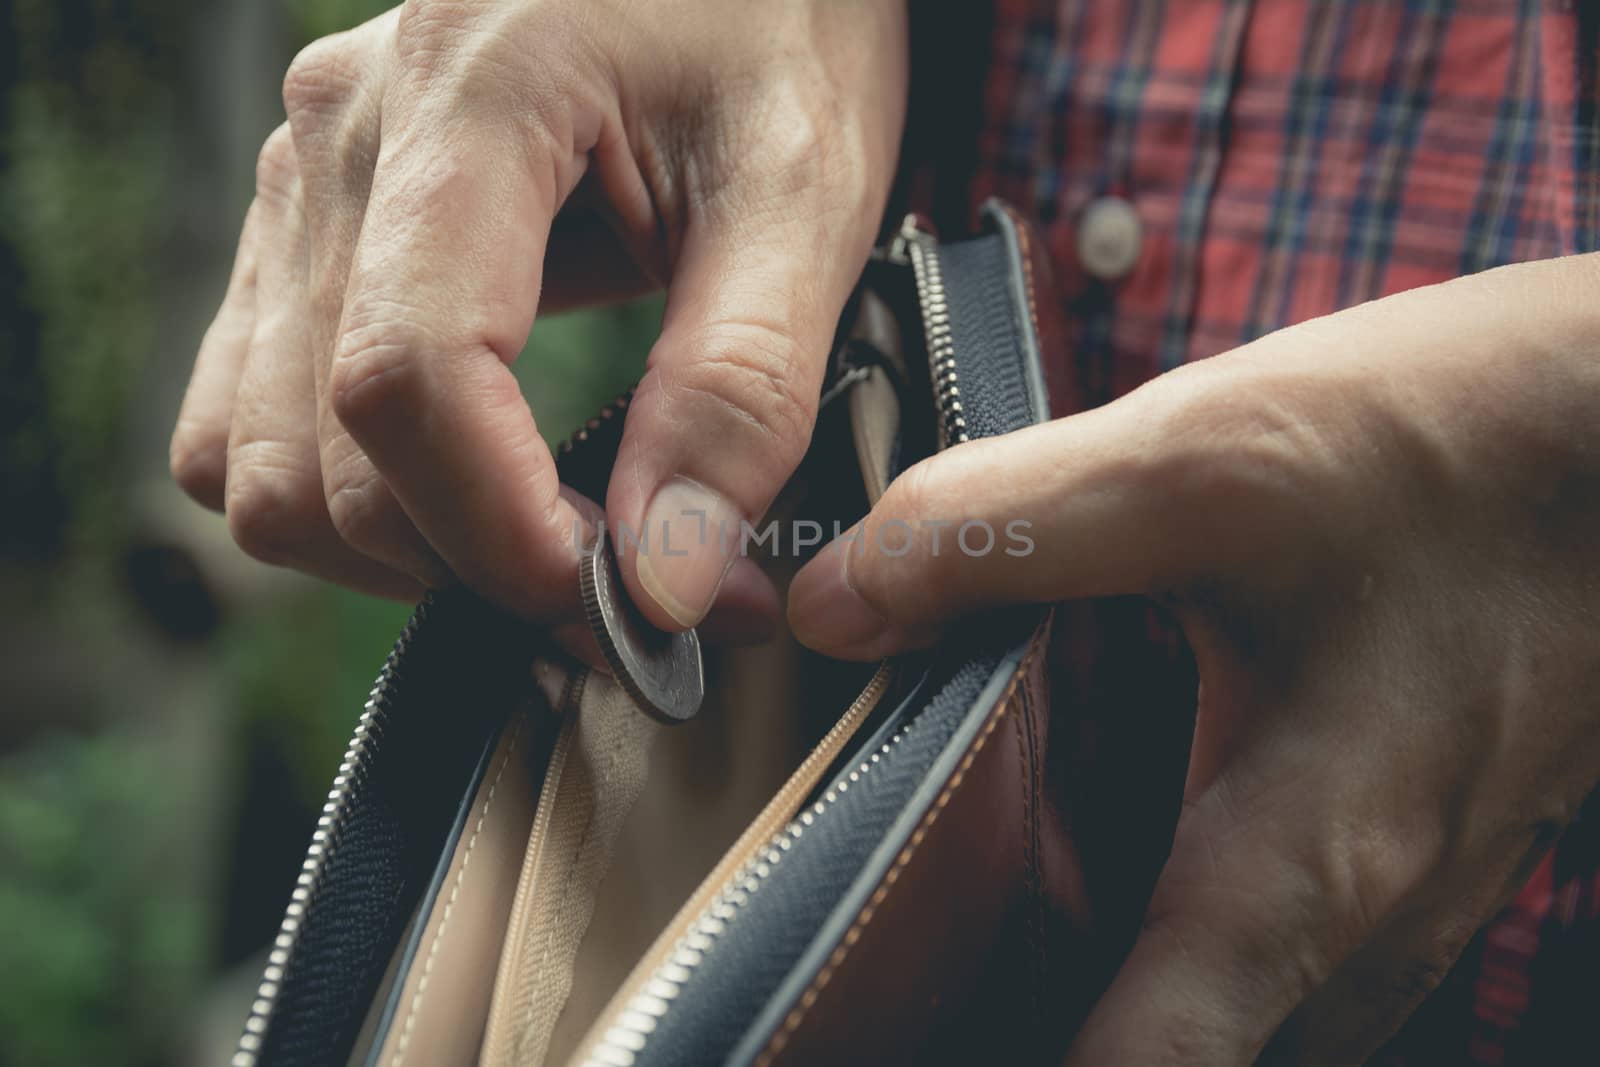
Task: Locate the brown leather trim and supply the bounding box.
[997,201,1078,418]
[755,620,1052,1067]
[1004,202,1045,356]
[1016,644,1049,1032]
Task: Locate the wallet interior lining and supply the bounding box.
[564,660,896,1066]
[364,690,549,1067]
[479,663,658,1067]
[361,290,912,1067]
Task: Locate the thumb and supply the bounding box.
[787,388,1210,660]
[609,185,882,630]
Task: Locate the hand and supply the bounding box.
[789,256,1600,1063]
[169,0,908,628]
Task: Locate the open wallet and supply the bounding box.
[233,199,1105,1067]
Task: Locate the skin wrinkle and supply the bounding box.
[283,35,370,130]
[224,456,329,563]
[576,98,664,283]
[662,325,818,448]
[324,474,397,542]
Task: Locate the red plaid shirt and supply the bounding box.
[957,2,1600,1062]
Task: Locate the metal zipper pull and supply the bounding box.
[874,211,937,267]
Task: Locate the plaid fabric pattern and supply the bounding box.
[966,2,1600,1062]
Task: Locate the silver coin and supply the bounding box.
[579,528,705,723]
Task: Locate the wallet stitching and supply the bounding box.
[755,630,1048,1066]
[1012,667,1036,975]
[1004,203,1044,347]
[390,715,525,1067]
[1019,671,1047,1037]
[1004,202,1050,1016]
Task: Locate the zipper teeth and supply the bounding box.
[579,716,915,1067]
[231,602,429,1067]
[902,220,969,447]
[236,383,633,1065]
[556,389,634,456]
[236,222,955,1065]
[581,218,960,1067]
[479,667,588,1067]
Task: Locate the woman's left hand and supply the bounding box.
[788,255,1600,1064]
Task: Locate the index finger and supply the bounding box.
[326,108,590,618]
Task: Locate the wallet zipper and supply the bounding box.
[234,403,632,1067]
[576,222,964,1065]
[556,389,633,460]
[577,663,899,1067]
[234,606,427,1067]
[888,214,970,448]
[238,217,962,1067]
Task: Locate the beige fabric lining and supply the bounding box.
[375,709,535,1067]
[566,663,894,1066]
[360,307,908,1065]
[850,365,899,504]
[542,627,816,1064]
[848,288,907,506]
[479,668,656,1067]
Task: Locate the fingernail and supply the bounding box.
[788,533,888,651]
[634,476,742,628]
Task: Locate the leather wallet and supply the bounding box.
[232,199,1085,1067]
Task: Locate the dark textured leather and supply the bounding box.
[940,238,1043,438]
[259,593,537,1067]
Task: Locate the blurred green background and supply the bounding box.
[0,2,658,1063]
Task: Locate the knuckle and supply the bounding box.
[661,324,817,475]
[282,34,380,187]
[1143,367,1334,531]
[328,320,434,436]
[755,93,832,184]
[718,84,877,231]
[390,2,574,153]
[1317,819,1429,951]
[323,471,395,554]
[282,33,363,124]
[394,0,472,70]
[224,447,325,566]
[169,422,228,509]
[254,124,299,203]
[779,115,870,218]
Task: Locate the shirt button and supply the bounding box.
[1076,196,1143,281]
